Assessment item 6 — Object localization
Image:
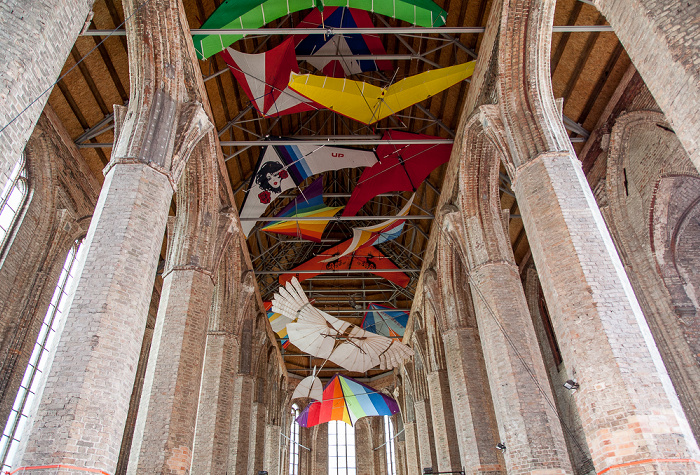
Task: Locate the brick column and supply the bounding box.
[249,400,268,473]
[226,374,255,474]
[126,268,215,474]
[442,329,503,474]
[470,261,572,475]
[513,152,700,473]
[594,0,700,172]
[426,370,462,472]
[495,0,700,471]
[403,421,421,475]
[414,400,437,472]
[13,163,176,474]
[356,418,375,475]
[0,0,93,191]
[263,423,282,475]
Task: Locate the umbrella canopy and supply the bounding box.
[239,141,377,236]
[288,61,475,124]
[292,374,324,401]
[220,38,318,117]
[295,7,393,78]
[262,177,342,242]
[193,0,447,60]
[324,195,414,262]
[296,374,399,427]
[362,303,409,338]
[273,278,413,373]
[343,130,453,216]
[279,240,410,288]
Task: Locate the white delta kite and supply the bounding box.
[271,278,414,379]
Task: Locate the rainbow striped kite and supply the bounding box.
[323,195,414,262]
[296,374,399,427]
[262,178,342,242]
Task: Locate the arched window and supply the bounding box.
[328,420,356,475]
[0,156,28,253]
[0,239,85,471]
[289,404,300,475]
[384,416,397,475]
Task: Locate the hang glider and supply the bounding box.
[292,373,324,401]
[279,240,410,288]
[220,38,317,117]
[295,7,393,78]
[343,131,452,216]
[262,177,342,242]
[238,141,377,236]
[272,278,414,373]
[193,0,448,59]
[265,301,291,348]
[296,374,400,427]
[362,303,409,339]
[288,61,475,124]
[324,195,414,262]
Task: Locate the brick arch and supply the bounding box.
[604,109,700,438]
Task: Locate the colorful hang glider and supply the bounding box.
[343,131,453,216]
[265,301,291,348]
[272,278,414,373]
[193,0,448,59]
[239,141,377,236]
[324,195,414,262]
[220,38,317,117]
[279,240,410,288]
[296,374,400,427]
[295,7,393,77]
[288,61,475,124]
[362,303,409,339]
[262,177,342,242]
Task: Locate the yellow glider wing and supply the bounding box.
[288,61,475,124]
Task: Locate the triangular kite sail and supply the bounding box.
[220,38,317,117]
[239,141,377,236]
[279,241,410,288]
[362,303,409,339]
[262,177,342,242]
[324,195,414,262]
[295,7,393,77]
[296,374,399,427]
[193,0,447,60]
[288,61,475,124]
[265,301,291,348]
[343,131,452,216]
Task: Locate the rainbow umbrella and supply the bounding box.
[296,374,399,427]
[262,177,342,242]
[362,304,409,339]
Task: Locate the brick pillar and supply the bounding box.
[513,152,700,473]
[13,163,176,474]
[227,374,255,474]
[426,370,461,472]
[249,400,268,473]
[495,0,700,471]
[470,261,572,475]
[312,423,329,474]
[356,418,374,475]
[126,268,215,474]
[263,423,282,475]
[442,329,503,474]
[414,400,437,472]
[594,0,700,172]
[0,0,93,191]
[403,421,421,475]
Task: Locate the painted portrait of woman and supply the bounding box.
[254,161,289,203]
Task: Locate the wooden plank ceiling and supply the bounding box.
[47,0,630,378]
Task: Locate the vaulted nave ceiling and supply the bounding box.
[47,0,630,378]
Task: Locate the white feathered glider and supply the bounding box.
[271,277,414,373]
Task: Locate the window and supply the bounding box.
[328,420,356,475]
[0,239,85,472]
[289,404,300,475]
[0,156,28,252]
[384,416,397,475]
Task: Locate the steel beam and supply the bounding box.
[81,25,614,36]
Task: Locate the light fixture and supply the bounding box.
[496,442,506,452]
[258,471,268,475]
[563,380,579,390]
[423,469,433,474]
